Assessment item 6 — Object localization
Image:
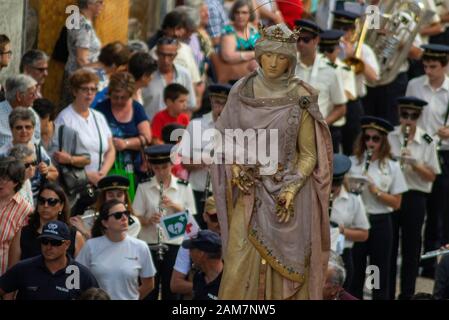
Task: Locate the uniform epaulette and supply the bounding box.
[327,61,338,69]
[342,65,351,71]
[177,179,189,186]
[422,133,433,144]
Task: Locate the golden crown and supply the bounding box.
[258,23,301,43]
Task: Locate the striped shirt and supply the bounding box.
[0,193,33,275]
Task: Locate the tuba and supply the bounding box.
[365,0,433,86]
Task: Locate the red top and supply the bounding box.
[151,109,190,140]
[276,0,304,30]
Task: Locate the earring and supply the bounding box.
[58,211,62,216]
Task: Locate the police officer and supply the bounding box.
[405,44,449,278]
[348,116,408,300]
[295,19,347,153]
[133,144,196,300]
[330,153,370,290]
[178,84,230,229]
[331,10,380,154]
[387,96,441,299]
[0,221,98,300]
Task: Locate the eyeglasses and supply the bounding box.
[107,210,131,220]
[79,86,98,94]
[25,161,38,169]
[13,125,34,131]
[363,134,381,143]
[297,36,314,44]
[31,66,48,73]
[110,94,130,101]
[37,196,61,207]
[0,50,12,56]
[40,238,65,247]
[157,37,178,46]
[400,111,420,120]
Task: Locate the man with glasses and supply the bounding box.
[387,96,441,300]
[142,37,197,121]
[295,19,347,153]
[0,74,40,147]
[0,221,98,300]
[20,50,49,98]
[0,34,12,102]
[406,44,449,279]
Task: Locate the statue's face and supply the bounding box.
[260,52,290,79]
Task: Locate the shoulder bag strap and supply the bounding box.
[92,111,103,171]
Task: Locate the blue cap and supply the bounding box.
[294,19,323,36]
[397,96,428,110]
[98,175,130,191]
[182,230,222,253]
[38,221,71,241]
[333,154,352,180]
[319,29,345,46]
[208,84,232,98]
[361,116,394,135]
[421,44,449,59]
[144,144,174,164]
[332,10,360,25]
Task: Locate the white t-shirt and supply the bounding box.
[349,154,408,214]
[55,105,112,172]
[76,235,156,300]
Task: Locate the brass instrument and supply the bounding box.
[400,125,411,169]
[343,17,369,75]
[365,0,433,86]
[149,179,169,261]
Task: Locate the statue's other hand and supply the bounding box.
[276,191,294,223]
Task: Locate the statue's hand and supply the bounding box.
[231,165,254,195]
[276,191,294,223]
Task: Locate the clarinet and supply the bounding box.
[400,125,410,169]
[149,180,168,261]
[364,149,373,175]
[329,192,339,228]
[421,247,449,260]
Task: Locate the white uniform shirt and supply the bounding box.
[420,0,442,44]
[54,105,112,172]
[132,174,196,245]
[388,126,441,192]
[76,235,156,300]
[406,75,449,150]
[295,53,347,126]
[178,112,215,191]
[335,58,357,100]
[355,44,380,97]
[349,154,408,214]
[330,187,370,248]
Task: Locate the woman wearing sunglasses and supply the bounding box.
[348,116,408,300]
[76,199,156,300]
[387,97,441,300]
[7,182,85,269]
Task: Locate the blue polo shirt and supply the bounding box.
[0,255,98,300]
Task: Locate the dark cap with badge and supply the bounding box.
[333,154,352,185]
[208,84,232,99]
[144,144,174,164]
[98,175,130,191]
[421,44,449,60]
[361,116,394,135]
[294,19,323,36]
[38,221,71,241]
[397,96,428,111]
[332,10,360,27]
[319,29,345,47]
[182,230,222,253]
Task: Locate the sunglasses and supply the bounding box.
[107,210,131,220]
[37,196,61,207]
[40,238,65,247]
[297,36,314,44]
[13,125,34,131]
[25,161,38,169]
[79,86,98,94]
[363,134,381,143]
[31,66,48,73]
[400,111,420,120]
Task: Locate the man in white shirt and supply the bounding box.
[406,43,449,279]
[388,96,441,299]
[295,19,347,152]
[133,144,196,300]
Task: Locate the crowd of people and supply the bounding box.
[1,0,449,300]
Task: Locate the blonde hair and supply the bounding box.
[204,196,216,214]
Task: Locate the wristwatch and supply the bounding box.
[376,190,382,198]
